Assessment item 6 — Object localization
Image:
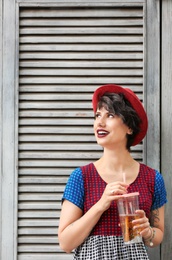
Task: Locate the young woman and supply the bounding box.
[58,84,167,259]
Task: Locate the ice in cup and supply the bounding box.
[117,192,142,244]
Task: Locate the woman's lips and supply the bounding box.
[97,129,109,138]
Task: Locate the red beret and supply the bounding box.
[92,84,148,146]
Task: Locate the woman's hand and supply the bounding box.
[132,207,165,247]
[132,210,152,240]
[97,182,128,212]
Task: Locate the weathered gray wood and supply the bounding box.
[1,0,17,260]
[20,43,143,51]
[20,61,143,68]
[1,0,17,258]
[18,255,73,260]
[20,27,143,35]
[20,35,143,43]
[20,68,143,76]
[19,77,143,84]
[0,0,2,257]
[20,18,143,27]
[16,0,145,4]
[20,9,143,18]
[18,85,143,92]
[19,126,94,134]
[19,110,94,117]
[2,1,166,259]
[161,0,172,259]
[19,143,102,150]
[146,0,161,259]
[18,194,62,200]
[20,52,143,59]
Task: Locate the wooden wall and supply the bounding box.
[0,0,172,259]
[161,0,172,259]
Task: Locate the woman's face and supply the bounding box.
[94,106,131,149]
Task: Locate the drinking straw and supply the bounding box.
[123,172,126,183]
[123,172,130,241]
[123,172,129,214]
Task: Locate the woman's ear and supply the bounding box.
[127,128,133,135]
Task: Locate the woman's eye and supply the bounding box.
[108,113,114,118]
[94,113,100,118]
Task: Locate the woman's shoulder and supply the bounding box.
[140,163,156,173]
[140,163,164,179]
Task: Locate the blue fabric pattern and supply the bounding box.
[62,167,84,210]
[151,170,167,210]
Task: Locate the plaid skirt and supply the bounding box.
[73,236,149,260]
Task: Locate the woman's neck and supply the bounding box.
[94,147,139,184]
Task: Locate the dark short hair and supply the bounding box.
[97,92,141,150]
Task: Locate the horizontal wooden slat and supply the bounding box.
[20,36,143,44]
[19,61,143,68]
[18,211,60,218]
[20,18,143,27]
[19,102,92,110]
[19,110,93,118]
[18,246,64,253]
[18,236,58,243]
[19,118,93,125]
[19,177,67,184]
[18,152,141,160]
[18,0,144,4]
[18,203,60,210]
[19,93,91,100]
[19,194,62,201]
[17,168,87,176]
[20,68,143,76]
[18,143,107,151]
[18,160,100,168]
[19,77,143,84]
[20,9,143,18]
[19,135,96,142]
[18,85,143,92]
[19,126,94,134]
[19,202,61,210]
[20,52,143,60]
[18,254,73,260]
[18,185,64,192]
[20,44,143,52]
[20,27,143,35]
[19,92,142,101]
[19,152,100,160]
[19,227,57,235]
[18,235,58,246]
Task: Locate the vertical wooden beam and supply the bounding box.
[1,0,17,259]
[0,0,3,256]
[161,0,172,259]
[146,0,160,259]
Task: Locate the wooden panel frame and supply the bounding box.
[0,0,18,260]
[161,0,172,259]
[146,0,161,259]
[0,0,162,259]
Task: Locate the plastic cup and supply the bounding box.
[117,192,142,244]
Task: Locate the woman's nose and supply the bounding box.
[98,117,106,127]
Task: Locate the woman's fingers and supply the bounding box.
[132,210,151,237]
[108,182,128,196]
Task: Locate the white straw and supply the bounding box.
[122,172,129,214]
[123,172,126,183]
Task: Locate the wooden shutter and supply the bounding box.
[18,3,146,259]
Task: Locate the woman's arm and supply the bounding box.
[58,200,104,253]
[58,181,128,253]
[133,206,165,247]
[144,206,164,247]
